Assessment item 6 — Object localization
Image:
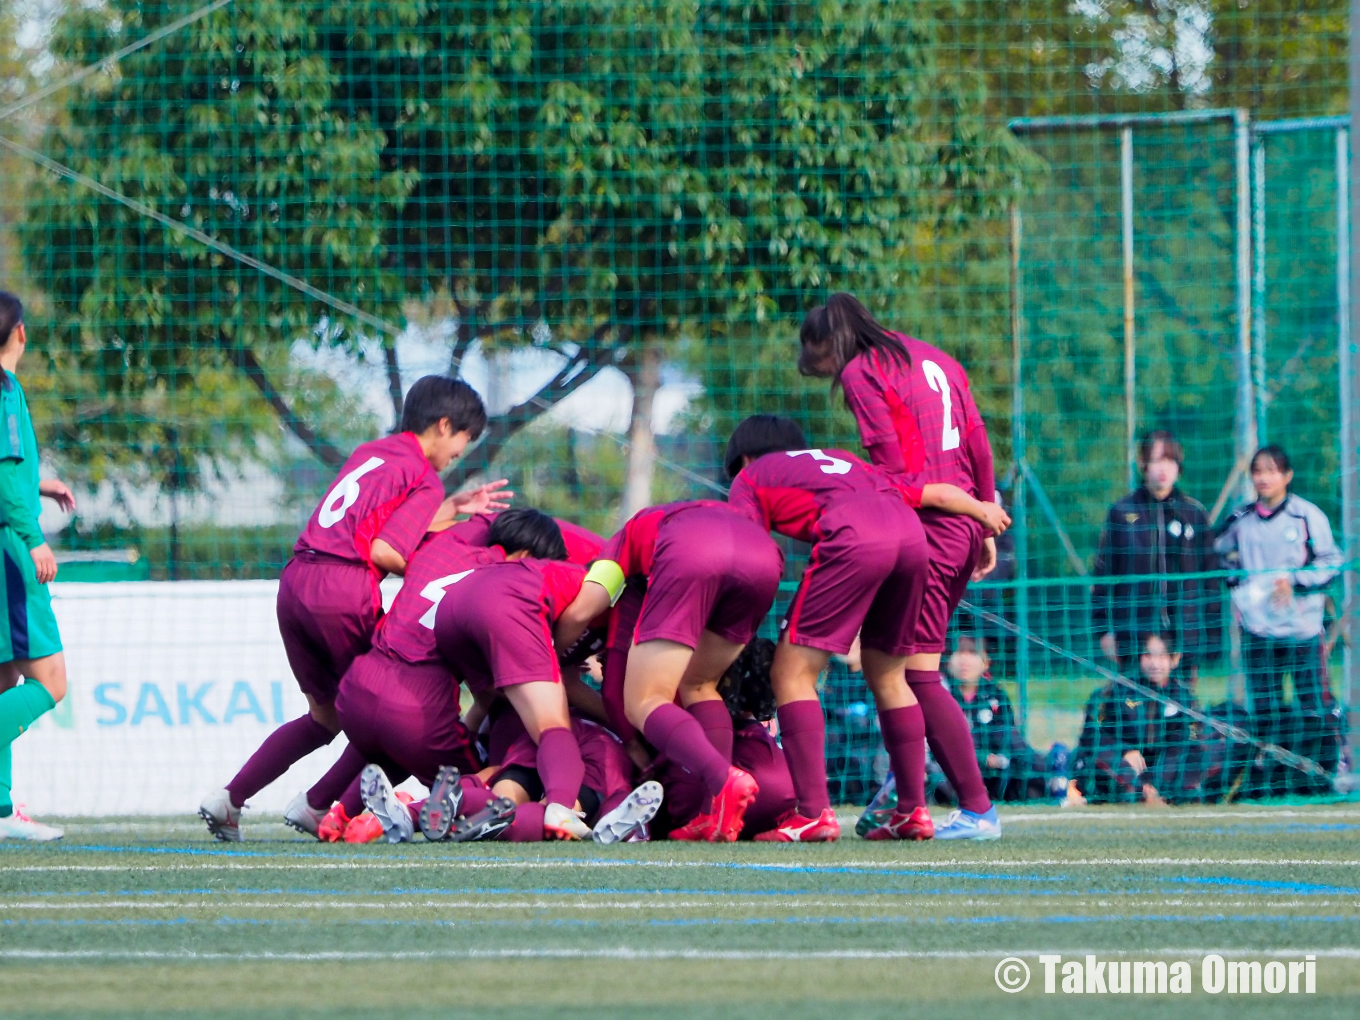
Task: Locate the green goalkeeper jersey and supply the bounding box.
[0,370,61,662]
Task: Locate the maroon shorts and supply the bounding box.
[277,554,378,703]
[634,506,782,648]
[333,649,477,787]
[601,583,646,742]
[907,512,985,655]
[432,567,559,698]
[784,492,927,656]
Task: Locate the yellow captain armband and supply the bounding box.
[584,559,627,606]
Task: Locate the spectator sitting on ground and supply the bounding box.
[945,637,1068,803]
[1067,632,1198,807]
[1091,429,1216,684]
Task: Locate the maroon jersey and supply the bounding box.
[598,500,730,579]
[726,448,902,543]
[372,530,504,666]
[446,513,604,566]
[839,336,988,500]
[295,432,444,568]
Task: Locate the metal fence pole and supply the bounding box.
[1009,199,1030,725]
[1234,109,1258,499]
[1121,125,1137,490]
[1252,131,1268,444]
[1343,104,1360,748]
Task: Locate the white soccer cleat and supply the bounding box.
[359,765,413,844]
[283,790,328,838]
[0,806,64,841]
[199,788,242,842]
[543,802,592,841]
[592,781,663,844]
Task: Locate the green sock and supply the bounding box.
[0,742,10,817]
[0,681,56,747]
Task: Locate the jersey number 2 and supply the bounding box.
[922,360,961,452]
[318,456,385,528]
[418,570,475,629]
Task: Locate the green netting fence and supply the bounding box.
[0,1,1355,809]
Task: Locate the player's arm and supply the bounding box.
[430,479,514,527]
[39,478,76,511]
[917,482,1010,535]
[563,668,609,726]
[462,687,495,735]
[368,538,407,577]
[840,361,906,472]
[0,442,53,583]
[554,562,621,652]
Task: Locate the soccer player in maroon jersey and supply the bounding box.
[554,500,783,842]
[429,510,603,840]
[799,293,1010,840]
[198,377,508,841]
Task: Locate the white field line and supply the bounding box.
[9,857,1360,873]
[997,808,1360,823]
[6,947,1360,962]
[0,898,1354,911]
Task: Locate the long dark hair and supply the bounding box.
[798,292,909,388]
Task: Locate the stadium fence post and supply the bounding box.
[1346,13,1360,751]
[1252,129,1268,445]
[1121,125,1136,491]
[1009,196,1030,726]
[1234,109,1258,505]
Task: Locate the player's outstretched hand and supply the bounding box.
[445,479,514,518]
[30,542,57,584]
[39,479,76,512]
[976,501,1011,536]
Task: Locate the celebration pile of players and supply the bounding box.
[0,290,1016,844]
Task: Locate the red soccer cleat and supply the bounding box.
[342,811,384,844]
[668,767,758,843]
[753,807,840,842]
[864,805,934,841]
[317,803,350,843]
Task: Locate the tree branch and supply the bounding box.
[227,339,347,468]
[445,325,630,489]
[382,335,404,423]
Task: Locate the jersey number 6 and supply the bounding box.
[318,456,385,528]
[922,360,961,452]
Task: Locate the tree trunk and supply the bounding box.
[619,338,661,524]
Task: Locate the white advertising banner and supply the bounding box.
[12,579,413,818]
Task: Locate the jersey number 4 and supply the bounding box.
[418,570,475,629]
[922,360,961,452]
[787,449,852,475]
[318,456,385,528]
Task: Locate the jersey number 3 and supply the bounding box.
[318,457,385,528]
[922,360,961,452]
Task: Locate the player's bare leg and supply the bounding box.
[0,654,67,841]
[627,634,757,842]
[755,640,839,841]
[503,680,590,839]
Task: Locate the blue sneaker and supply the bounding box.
[933,805,1001,841]
[856,772,897,838]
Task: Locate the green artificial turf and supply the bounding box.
[2,803,1359,1019]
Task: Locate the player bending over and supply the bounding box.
[724,414,935,841]
[800,293,1010,840]
[0,293,78,842]
[200,376,507,841]
[428,510,602,840]
[555,500,783,841]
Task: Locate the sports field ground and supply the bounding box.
[2,802,1358,1020]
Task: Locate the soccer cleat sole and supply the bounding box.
[198,806,240,843]
[593,781,664,844]
[359,766,414,844]
[419,766,463,842]
[449,798,516,843]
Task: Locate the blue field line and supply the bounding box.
[1167,875,1360,895]
[2,912,1357,930]
[0,844,1062,884]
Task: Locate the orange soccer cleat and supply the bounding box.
[863,805,934,841]
[341,811,384,844]
[316,803,351,843]
[753,807,841,843]
[668,767,758,843]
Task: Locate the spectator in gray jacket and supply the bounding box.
[1214,445,1341,784]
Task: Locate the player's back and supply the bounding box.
[599,499,731,579]
[373,530,504,665]
[295,432,443,566]
[728,448,899,543]
[841,335,983,495]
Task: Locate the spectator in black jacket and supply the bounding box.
[1092,430,1216,680]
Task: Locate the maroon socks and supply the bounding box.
[643,702,730,798]
[226,714,333,808]
[906,669,993,814]
[306,743,367,811]
[687,699,734,761]
[507,801,546,842]
[775,699,830,816]
[536,726,586,809]
[878,704,926,812]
